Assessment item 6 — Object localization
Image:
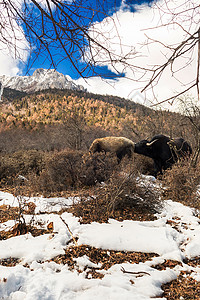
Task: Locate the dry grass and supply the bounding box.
[0,150,46,186]
[162,158,200,210]
[162,271,200,299]
[28,151,118,194]
[52,244,157,276]
[70,169,162,224]
[0,150,119,194]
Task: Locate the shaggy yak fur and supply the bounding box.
[89,136,135,161]
[134,134,192,176]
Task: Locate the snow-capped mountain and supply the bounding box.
[0,69,85,93]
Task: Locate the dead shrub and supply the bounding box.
[131,154,155,175]
[162,158,200,209]
[30,149,83,193]
[0,150,45,186]
[29,150,118,194]
[80,152,118,186]
[71,170,162,223]
[103,171,162,214]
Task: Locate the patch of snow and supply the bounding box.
[0,191,80,213]
[0,233,69,264]
[76,218,183,260]
[74,255,102,271]
[0,175,200,299]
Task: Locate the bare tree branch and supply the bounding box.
[0,0,136,77]
[0,0,200,106]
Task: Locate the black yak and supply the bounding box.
[134,134,192,176]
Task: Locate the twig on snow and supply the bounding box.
[121,266,150,276]
[60,216,78,247]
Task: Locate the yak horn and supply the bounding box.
[146,139,158,146]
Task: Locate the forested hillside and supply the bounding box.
[0,88,193,153]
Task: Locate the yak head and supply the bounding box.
[134,139,158,158]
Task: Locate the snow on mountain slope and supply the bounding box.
[0,68,85,93]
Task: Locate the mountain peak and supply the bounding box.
[33,68,48,76]
[0,69,85,93]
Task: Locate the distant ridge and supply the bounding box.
[0,68,85,94]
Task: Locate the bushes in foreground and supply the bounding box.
[0,150,46,186]
[0,147,156,193]
[5,149,200,218]
[6,148,200,221]
[162,158,200,210]
[70,170,162,223]
[0,149,120,192]
[3,147,200,213]
[30,151,118,193]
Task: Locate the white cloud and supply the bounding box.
[79,0,200,110]
[1,0,199,111]
[0,56,22,77]
[0,1,29,76]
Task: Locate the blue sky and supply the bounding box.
[24,0,155,79]
[0,0,198,110]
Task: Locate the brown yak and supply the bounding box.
[89,136,135,161]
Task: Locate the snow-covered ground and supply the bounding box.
[0,178,200,300]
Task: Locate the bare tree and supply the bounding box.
[0,0,136,77]
[178,96,200,166]
[0,0,199,105]
[141,1,200,105]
